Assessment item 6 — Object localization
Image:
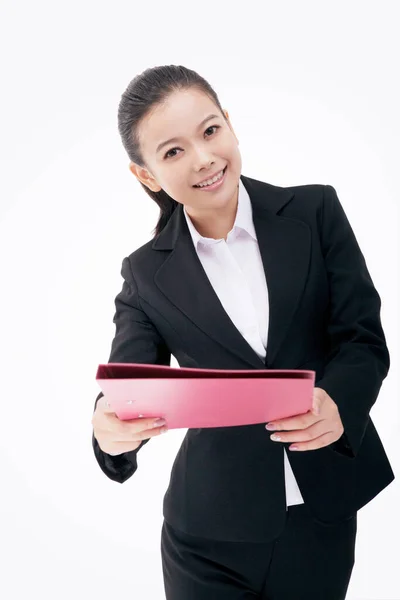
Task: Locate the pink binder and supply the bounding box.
[96,363,315,429]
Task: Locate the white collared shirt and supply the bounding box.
[183,178,304,507]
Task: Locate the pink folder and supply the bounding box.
[96,363,315,429]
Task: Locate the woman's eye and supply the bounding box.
[164,125,220,159]
[164,148,179,159]
[205,125,220,136]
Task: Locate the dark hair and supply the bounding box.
[117,65,228,238]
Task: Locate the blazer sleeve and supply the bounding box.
[92,256,171,483]
[315,184,390,459]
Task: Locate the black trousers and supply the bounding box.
[160,503,357,600]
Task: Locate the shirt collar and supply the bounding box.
[183,177,257,249]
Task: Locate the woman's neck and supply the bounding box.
[185,188,239,241]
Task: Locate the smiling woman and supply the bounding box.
[193,164,227,189]
[117,66,243,241]
[91,64,394,600]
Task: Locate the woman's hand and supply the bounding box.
[92,395,168,456]
[265,387,344,451]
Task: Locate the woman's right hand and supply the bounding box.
[92,395,168,456]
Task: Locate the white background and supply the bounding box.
[0,1,399,598]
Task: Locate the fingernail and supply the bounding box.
[289,446,299,451]
[265,423,276,430]
[153,418,166,427]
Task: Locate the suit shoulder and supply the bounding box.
[260,181,337,228]
[249,175,325,209]
[278,182,328,220]
[124,236,170,279]
[125,238,154,269]
[285,182,325,201]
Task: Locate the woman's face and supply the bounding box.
[130,88,242,217]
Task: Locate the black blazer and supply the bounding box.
[92,174,395,543]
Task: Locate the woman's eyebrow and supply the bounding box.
[156,114,220,153]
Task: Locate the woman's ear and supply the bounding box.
[129,161,162,192]
[223,109,239,145]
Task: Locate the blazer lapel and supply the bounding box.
[152,174,311,370]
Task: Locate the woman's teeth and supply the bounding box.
[194,169,224,187]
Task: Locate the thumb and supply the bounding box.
[312,393,321,416]
[101,395,116,414]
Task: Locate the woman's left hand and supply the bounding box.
[265,387,345,451]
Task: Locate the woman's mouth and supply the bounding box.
[193,166,227,191]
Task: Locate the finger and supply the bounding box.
[287,431,336,452]
[102,421,168,444]
[99,413,164,441]
[101,397,165,429]
[102,396,116,414]
[269,421,331,444]
[135,424,168,439]
[267,413,324,431]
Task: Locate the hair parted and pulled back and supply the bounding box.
[117,65,228,238]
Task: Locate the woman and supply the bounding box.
[91,65,395,599]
